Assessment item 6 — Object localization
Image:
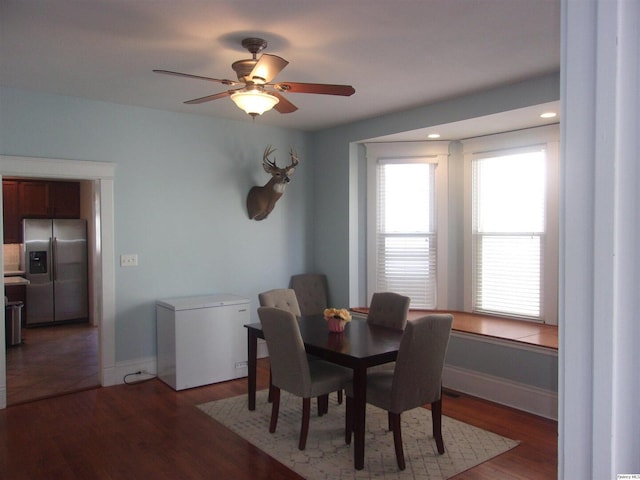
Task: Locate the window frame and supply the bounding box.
[463,125,559,324]
[365,142,449,308]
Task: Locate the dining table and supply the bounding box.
[245,315,404,470]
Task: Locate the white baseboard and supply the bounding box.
[110,349,269,387]
[105,348,558,421]
[443,364,558,420]
[101,365,118,387]
[110,357,157,385]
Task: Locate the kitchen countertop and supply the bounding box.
[4,276,29,286]
[4,270,26,276]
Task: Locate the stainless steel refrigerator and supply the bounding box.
[23,219,89,326]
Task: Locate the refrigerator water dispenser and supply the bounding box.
[29,251,48,274]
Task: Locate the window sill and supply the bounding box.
[350,308,558,351]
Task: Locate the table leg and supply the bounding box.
[352,365,367,470]
[247,329,257,411]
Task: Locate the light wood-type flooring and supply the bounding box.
[1,355,557,479]
[5,322,99,406]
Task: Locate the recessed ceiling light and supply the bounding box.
[540,112,557,119]
[427,133,441,139]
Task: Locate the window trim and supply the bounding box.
[365,142,449,308]
[463,125,559,324]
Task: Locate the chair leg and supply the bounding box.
[344,396,353,444]
[317,394,329,416]
[337,389,343,404]
[268,368,273,403]
[299,398,311,450]
[389,412,406,470]
[269,387,280,433]
[432,398,445,454]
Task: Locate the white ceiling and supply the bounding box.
[0,0,560,138]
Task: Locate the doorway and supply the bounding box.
[0,155,116,409]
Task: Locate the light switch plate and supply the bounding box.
[120,254,138,267]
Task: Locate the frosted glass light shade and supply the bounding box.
[230,91,279,116]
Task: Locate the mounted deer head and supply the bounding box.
[247,145,300,220]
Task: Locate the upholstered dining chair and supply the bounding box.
[258,288,302,317]
[288,274,345,405]
[257,306,352,450]
[366,292,411,330]
[258,288,302,403]
[366,292,411,379]
[289,273,329,316]
[258,288,334,411]
[345,314,453,470]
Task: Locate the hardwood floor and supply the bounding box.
[5,322,99,406]
[0,358,557,479]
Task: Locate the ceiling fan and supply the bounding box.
[153,37,356,118]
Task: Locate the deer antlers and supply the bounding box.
[262,145,277,169]
[262,145,299,170]
[289,146,299,168]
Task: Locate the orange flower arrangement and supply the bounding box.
[323,308,352,322]
[324,308,352,332]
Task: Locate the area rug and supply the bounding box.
[198,390,518,479]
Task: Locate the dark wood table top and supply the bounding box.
[245,315,404,369]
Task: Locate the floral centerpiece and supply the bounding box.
[324,308,352,333]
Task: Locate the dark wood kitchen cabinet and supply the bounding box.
[2,180,81,243]
[18,181,50,218]
[19,180,80,218]
[2,180,20,244]
[50,181,81,218]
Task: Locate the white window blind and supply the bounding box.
[472,148,546,319]
[376,160,437,309]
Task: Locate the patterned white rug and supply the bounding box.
[198,390,518,479]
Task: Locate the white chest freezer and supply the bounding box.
[156,294,250,391]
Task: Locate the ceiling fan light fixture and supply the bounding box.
[230,90,279,117]
[154,37,353,116]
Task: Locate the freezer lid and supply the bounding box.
[156,294,250,311]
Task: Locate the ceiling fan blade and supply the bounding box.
[153,69,239,86]
[249,54,289,84]
[271,92,298,114]
[274,82,355,96]
[184,90,238,105]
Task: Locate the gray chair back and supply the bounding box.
[257,306,311,396]
[290,273,329,316]
[258,288,302,317]
[367,292,411,330]
[389,314,453,413]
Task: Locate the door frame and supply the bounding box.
[0,155,116,409]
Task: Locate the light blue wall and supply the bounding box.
[447,337,558,390]
[0,87,311,363]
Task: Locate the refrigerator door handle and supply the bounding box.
[51,237,56,282]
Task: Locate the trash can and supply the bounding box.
[5,300,24,347]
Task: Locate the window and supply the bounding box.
[464,126,559,323]
[366,143,449,309]
[472,148,545,318]
[376,161,436,307]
